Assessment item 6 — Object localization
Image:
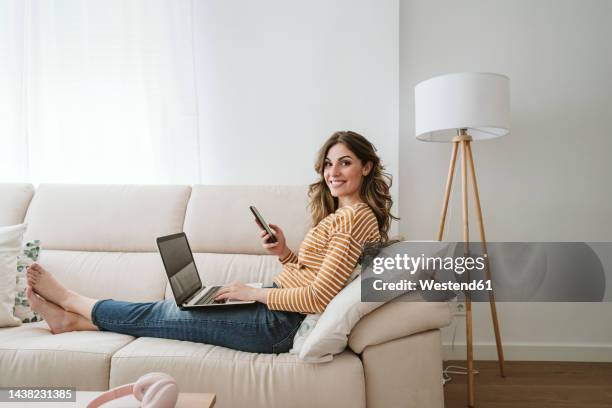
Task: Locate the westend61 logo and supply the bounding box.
[371,253,487,275]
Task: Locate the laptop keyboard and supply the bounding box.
[195,286,224,305]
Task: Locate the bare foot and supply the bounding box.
[27,263,73,310]
[27,287,77,334]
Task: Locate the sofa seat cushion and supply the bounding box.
[0,322,134,390]
[110,337,366,408]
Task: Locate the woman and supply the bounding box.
[26,130,396,354]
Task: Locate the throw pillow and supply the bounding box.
[296,274,383,362]
[290,264,362,362]
[14,240,43,323]
[0,223,27,327]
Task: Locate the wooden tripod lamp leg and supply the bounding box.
[437,142,459,241]
[465,142,506,378]
[461,140,476,408]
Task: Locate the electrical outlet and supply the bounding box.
[452,301,466,317]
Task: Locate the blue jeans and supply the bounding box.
[91,283,306,354]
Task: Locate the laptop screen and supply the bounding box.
[157,233,202,305]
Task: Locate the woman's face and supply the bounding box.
[323,143,372,205]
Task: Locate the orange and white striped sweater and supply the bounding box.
[266,202,381,314]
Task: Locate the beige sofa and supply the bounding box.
[0,183,451,408]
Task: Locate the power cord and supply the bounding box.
[442,314,479,385]
[443,365,479,384]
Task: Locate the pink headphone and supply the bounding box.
[87,372,178,408]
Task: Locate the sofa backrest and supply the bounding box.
[0,183,34,227]
[21,184,192,302]
[161,185,313,296]
[1,183,313,302]
[24,184,192,252]
[184,185,311,255]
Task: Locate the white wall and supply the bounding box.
[400,0,612,361]
[0,0,398,193]
[192,0,399,206]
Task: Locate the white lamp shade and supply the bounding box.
[414,72,510,142]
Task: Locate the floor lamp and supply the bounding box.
[414,72,510,407]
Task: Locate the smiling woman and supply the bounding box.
[309,131,398,242]
[325,143,373,207]
[25,130,397,354]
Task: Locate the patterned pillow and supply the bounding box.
[290,314,322,360]
[14,240,43,323]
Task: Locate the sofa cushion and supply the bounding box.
[24,184,191,252]
[109,337,366,408]
[0,321,134,390]
[184,185,311,255]
[0,184,34,226]
[40,250,168,302]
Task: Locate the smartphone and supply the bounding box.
[249,206,278,244]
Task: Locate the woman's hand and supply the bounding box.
[259,223,290,259]
[214,282,270,304]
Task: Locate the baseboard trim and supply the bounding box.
[442,343,612,362]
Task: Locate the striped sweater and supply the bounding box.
[266,202,381,314]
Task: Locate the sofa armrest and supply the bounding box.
[348,295,451,354]
[361,330,445,408]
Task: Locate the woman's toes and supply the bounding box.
[27,286,41,311]
[27,266,38,278]
[26,287,74,334]
[25,265,70,309]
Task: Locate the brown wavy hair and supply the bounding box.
[308,131,398,242]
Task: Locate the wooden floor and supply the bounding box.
[443,361,612,408]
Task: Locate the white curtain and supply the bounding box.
[0,0,201,184]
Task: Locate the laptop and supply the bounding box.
[156,232,263,309]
